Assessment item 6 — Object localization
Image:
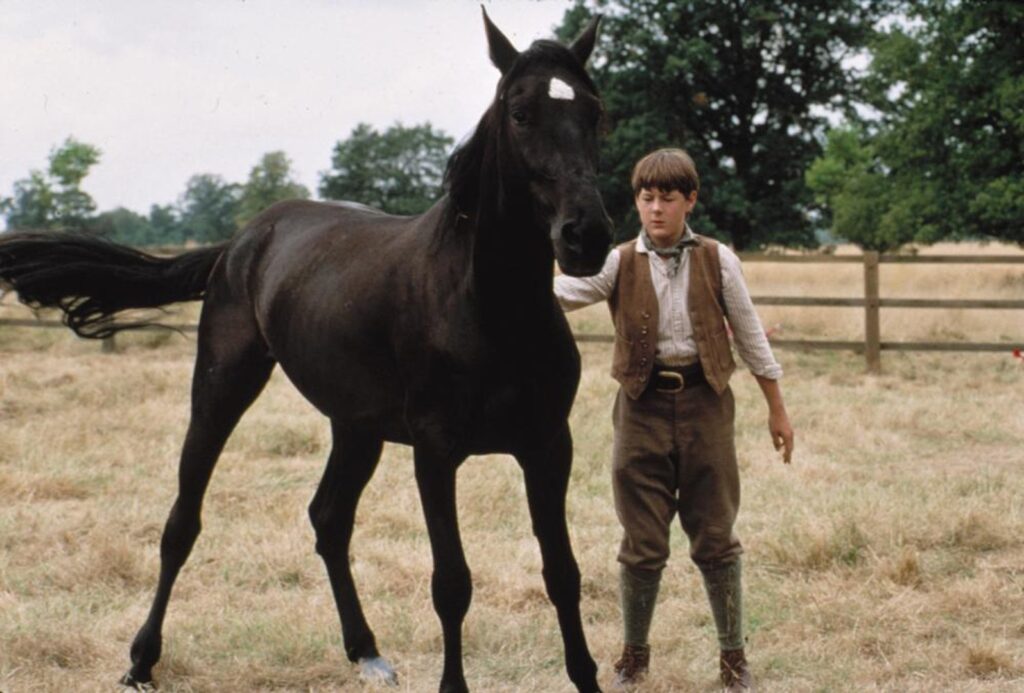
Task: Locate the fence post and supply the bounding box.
[863,251,881,373]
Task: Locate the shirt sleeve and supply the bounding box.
[718,244,784,379]
[553,248,620,311]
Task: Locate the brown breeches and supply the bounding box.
[612,381,743,571]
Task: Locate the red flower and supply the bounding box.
[1013,349,1022,359]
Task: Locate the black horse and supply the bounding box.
[0,10,611,693]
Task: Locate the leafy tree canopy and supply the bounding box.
[2,137,101,231]
[810,0,1024,249]
[319,122,453,215]
[806,127,904,250]
[557,0,892,249]
[177,174,241,244]
[236,151,310,228]
[90,207,155,246]
[147,204,185,245]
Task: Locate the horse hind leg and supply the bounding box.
[121,292,274,689]
[308,424,397,685]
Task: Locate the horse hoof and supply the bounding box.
[358,655,399,686]
[119,671,157,691]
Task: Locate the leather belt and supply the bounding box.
[649,363,706,394]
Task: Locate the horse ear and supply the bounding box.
[481,6,519,74]
[569,14,601,65]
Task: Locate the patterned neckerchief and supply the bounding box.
[640,226,699,277]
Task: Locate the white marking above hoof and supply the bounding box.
[359,655,399,687]
[119,678,157,692]
[549,77,575,101]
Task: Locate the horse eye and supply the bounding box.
[511,110,528,125]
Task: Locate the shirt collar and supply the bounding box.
[635,224,697,255]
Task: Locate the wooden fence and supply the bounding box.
[2,251,1022,372]
[568,251,1024,373]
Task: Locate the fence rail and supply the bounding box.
[734,251,1024,371]
[2,251,1022,372]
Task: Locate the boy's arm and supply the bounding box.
[717,244,793,462]
[754,374,794,464]
[717,245,782,379]
[553,247,620,311]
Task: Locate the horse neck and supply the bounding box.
[469,194,556,333]
[438,111,557,334]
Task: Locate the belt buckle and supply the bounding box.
[655,370,684,393]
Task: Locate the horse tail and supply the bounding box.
[0,231,228,339]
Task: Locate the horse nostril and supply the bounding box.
[561,221,583,251]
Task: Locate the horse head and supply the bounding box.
[485,10,612,277]
[446,10,612,278]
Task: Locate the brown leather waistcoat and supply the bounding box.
[608,235,736,398]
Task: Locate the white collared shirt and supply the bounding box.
[555,227,783,380]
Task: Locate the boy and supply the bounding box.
[555,148,794,691]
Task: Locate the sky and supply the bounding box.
[1,0,577,221]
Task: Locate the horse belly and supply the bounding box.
[260,299,409,435]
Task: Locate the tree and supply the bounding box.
[90,207,156,246]
[236,151,310,228]
[177,174,241,243]
[557,0,893,249]
[319,122,453,215]
[49,137,102,229]
[2,137,101,231]
[1,171,54,230]
[148,204,184,245]
[805,127,907,250]
[811,1,1024,248]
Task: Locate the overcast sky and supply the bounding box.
[1,0,576,220]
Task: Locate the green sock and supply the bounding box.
[620,564,662,647]
[700,559,744,651]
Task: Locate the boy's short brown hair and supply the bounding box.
[631,148,700,196]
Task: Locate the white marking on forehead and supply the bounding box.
[548,77,575,101]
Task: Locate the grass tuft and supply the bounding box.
[882,546,923,588]
[965,644,1018,679]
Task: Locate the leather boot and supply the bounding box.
[720,648,753,692]
[612,643,649,690]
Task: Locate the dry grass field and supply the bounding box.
[1,243,1022,692]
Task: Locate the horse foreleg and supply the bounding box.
[414,449,471,693]
[516,424,600,693]
[308,425,396,685]
[121,300,274,689]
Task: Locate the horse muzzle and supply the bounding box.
[552,213,613,277]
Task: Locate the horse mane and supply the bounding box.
[437,40,601,241]
[438,103,503,241]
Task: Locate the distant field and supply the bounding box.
[1,242,1022,691]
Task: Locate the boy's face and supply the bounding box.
[635,187,697,247]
